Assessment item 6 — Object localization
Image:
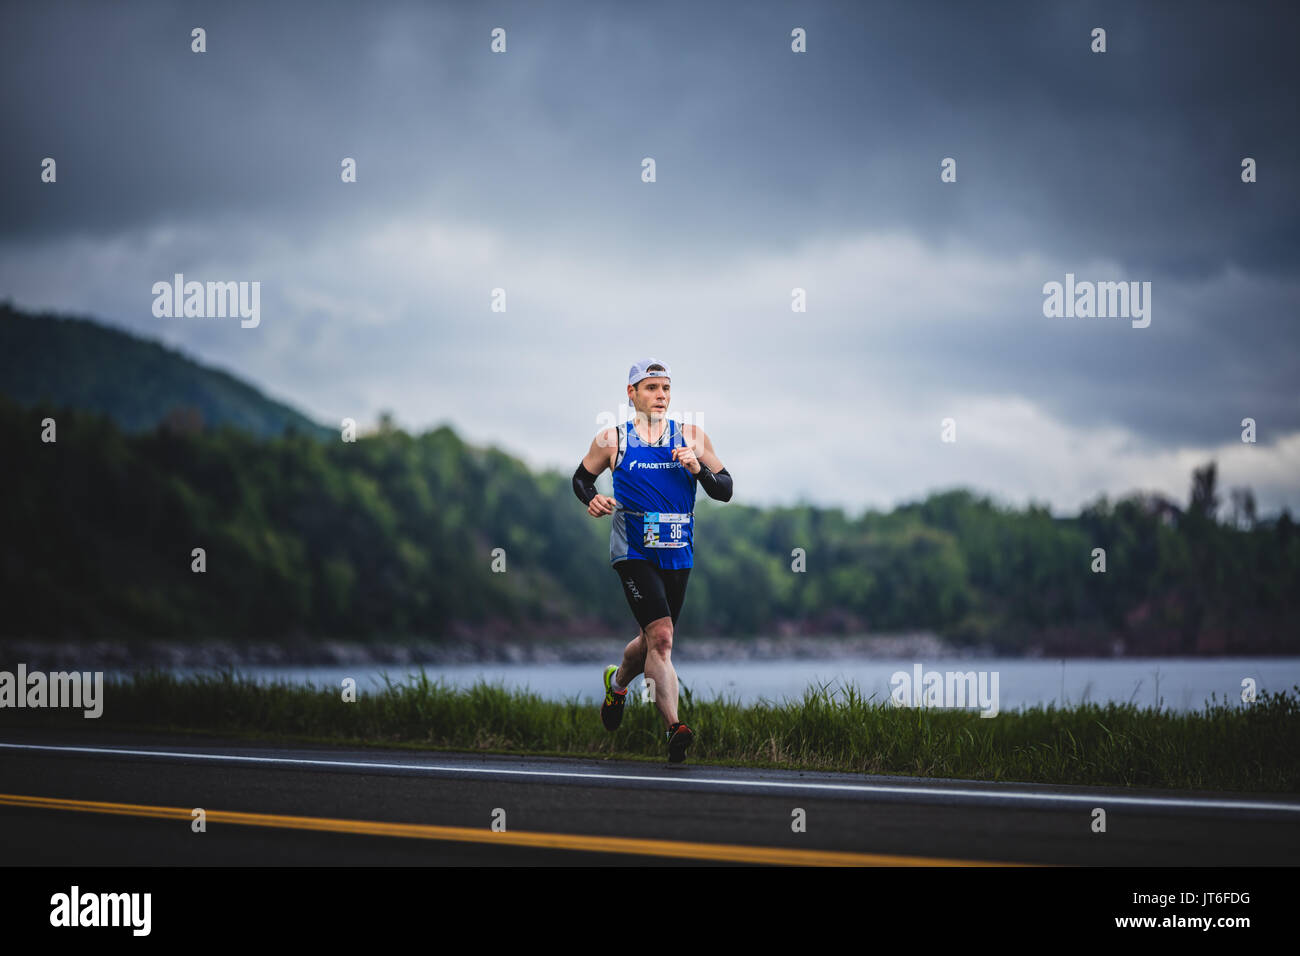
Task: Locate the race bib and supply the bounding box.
[642,512,691,548]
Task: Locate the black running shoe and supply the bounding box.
[665,721,694,764]
[601,665,627,731]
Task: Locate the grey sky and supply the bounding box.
[2,0,1297,515]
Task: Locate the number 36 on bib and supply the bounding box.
[642,512,692,548]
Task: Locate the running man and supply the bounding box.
[571,359,733,763]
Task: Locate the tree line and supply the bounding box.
[4,395,1296,654]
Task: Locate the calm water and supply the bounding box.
[157,657,1300,713]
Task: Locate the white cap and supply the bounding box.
[628,358,672,386]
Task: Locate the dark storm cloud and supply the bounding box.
[3,0,1296,277]
[1,0,1297,510]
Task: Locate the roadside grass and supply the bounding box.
[7,670,1297,792]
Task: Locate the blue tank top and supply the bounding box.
[609,418,698,569]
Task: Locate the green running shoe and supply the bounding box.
[600,664,627,731]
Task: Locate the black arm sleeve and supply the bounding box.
[572,462,600,506]
[695,465,733,502]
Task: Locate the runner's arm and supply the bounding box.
[572,462,599,505]
[682,426,733,502]
[574,429,617,510]
[696,463,732,501]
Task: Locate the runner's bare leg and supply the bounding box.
[614,629,646,687]
[642,616,678,727]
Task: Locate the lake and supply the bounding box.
[153,657,1300,713]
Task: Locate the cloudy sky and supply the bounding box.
[3,0,1297,516]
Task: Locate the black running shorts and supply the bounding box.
[613,558,691,630]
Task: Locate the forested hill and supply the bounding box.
[3,306,1296,654]
[0,303,332,439]
[3,390,1296,654]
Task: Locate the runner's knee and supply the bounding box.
[645,618,673,656]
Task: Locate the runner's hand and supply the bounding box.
[672,446,701,474]
[588,494,618,517]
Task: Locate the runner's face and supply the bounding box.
[631,377,670,420]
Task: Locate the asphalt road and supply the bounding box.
[2,727,1297,866]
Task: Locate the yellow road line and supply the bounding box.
[0,792,1029,866]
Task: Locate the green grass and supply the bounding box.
[8,670,1299,793]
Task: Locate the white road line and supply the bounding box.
[2,741,1296,814]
